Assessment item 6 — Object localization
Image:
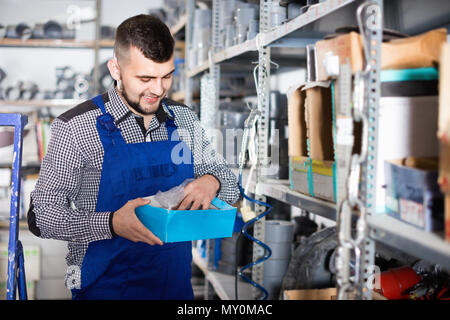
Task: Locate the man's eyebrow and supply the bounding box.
[136,69,176,79]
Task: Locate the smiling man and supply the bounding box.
[27,14,239,300]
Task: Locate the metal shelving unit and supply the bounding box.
[0,38,113,49]
[186,38,257,78]
[0,99,83,108]
[368,215,450,271]
[0,0,111,109]
[252,179,337,221]
[182,0,450,300]
[170,13,187,36]
[261,0,356,46]
[192,249,254,300]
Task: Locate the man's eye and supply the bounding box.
[140,78,150,83]
[164,74,172,79]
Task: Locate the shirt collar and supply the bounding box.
[106,85,170,125]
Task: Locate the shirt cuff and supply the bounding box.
[89,211,114,240]
[109,211,117,237]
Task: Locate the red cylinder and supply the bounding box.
[379,267,421,300]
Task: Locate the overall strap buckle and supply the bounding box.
[97,113,119,133]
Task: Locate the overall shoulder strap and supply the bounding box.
[91,94,119,133]
[91,94,107,115]
[91,94,124,145]
[163,102,178,140]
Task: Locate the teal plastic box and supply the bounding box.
[135,197,237,243]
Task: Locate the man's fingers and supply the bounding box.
[177,195,194,210]
[190,200,202,211]
[201,200,211,210]
[135,219,163,245]
[130,198,150,208]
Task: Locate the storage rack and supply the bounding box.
[0,0,106,110]
[186,0,450,300]
[0,2,186,111]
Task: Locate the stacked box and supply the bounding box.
[288,81,337,203]
[375,67,440,214]
[384,158,444,231]
[315,28,447,81]
[438,43,450,241]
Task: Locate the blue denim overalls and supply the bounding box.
[71,95,194,300]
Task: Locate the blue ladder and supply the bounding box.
[0,113,28,300]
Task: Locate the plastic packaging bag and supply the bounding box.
[144,178,194,209]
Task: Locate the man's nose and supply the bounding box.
[150,79,164,96]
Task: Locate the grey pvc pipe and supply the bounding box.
[265,220,294,243]
[263,257,290,278]
[265,241,292,260]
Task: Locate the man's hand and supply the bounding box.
[112,198,163,246]
[176,175,220,210]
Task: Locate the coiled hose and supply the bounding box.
[234,105,273,300]
[235,174,272,300]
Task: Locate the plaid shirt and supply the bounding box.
[28,86,239,288]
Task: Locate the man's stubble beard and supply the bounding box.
[120,80,158,116]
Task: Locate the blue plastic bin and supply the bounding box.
[135,197,237,243]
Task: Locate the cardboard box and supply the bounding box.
[290,157,336,203]
[384,158,444,232]
[438,43,450,144]
[316,28,447,81]
[287,84,307,157]
[283,288,337,300]
[438,43,450,241]
[446,195,450,242]
[288,81,336,202]
[287,81,334,160]
[309,159,336,202]
[287,82,312,198]
[381,28,447,71]
[316,32,364,81]
[289,156,310,197]
[304,82,334,161]
[304,82,335,202]
[375,95,439,213]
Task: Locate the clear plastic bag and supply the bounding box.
[143,178,194,209]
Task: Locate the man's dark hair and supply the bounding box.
[114,14,174,63]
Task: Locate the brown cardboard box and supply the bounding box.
[316,32,363,81]
[283,288,337,300]
[288,82,336,202]
[304,82,334,161]
[438,43,450,241]
[287,84,307,157]
[316,28,447,81]
[287,83,310,197]
[439,43,450,143]
[382,28,447,70]
[287,81,335,161]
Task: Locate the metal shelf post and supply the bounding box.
[250,0,273,300]
[201,0,222,300]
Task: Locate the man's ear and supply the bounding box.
[107,58,121,81]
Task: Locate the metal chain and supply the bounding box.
[336,1,381,300]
